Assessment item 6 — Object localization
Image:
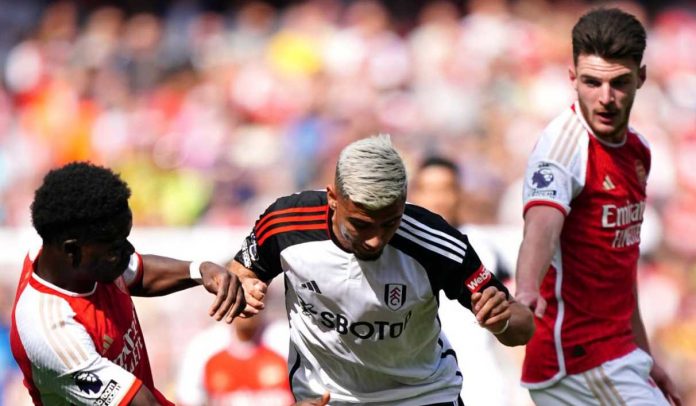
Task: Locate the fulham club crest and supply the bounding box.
[384,284,406,311]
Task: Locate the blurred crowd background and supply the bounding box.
[1,0,695,404]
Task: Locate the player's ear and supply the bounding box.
[637,65,646,89]
[63,239,81,268]
[326,184,338,211]
[569,65,578,90]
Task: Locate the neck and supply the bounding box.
[36,247,94,294]
[596,127,628,144]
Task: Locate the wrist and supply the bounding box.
[489,319,510,335]
[189,260,203,282]
[515,286,539,297]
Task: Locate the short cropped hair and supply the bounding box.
[572,7,646,66]
[335,134,407,210]
[31,162,132,244]
[418,156,460,182]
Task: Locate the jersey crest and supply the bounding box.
[384,284,407,311]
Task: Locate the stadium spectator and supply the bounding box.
[10,162,245,405]
[409,156,520,406]
[176,313,292,406]
[515,8,681,405]
[230,135,535,404]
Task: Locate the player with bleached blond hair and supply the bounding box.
[231,134,535,405]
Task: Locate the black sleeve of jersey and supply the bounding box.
[233,191,329,282]
[394,204,509,311]
[233,198,287,282]
[233,221,281,283]
[453,246,509,310]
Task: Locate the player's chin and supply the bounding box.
[355,250,383,261]
[98,271,123,284]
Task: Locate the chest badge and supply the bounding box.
[635,160,647,187]
[384,284,407,311]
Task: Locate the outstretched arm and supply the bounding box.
[229,259,269,318]
[129,255,245,323]
[472,286,535,346]
[514,205,565,318]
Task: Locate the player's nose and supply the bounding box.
[363,235,384,251]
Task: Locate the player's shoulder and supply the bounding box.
[402,203,454,232]
[15,282,103,375]
[253,190,329,248]
[393,203,470,264]
[266,190,328,212]
[533,104,589,166]
[628,126,651,150]
[14,284,82,362]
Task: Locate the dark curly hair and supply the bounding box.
[31,162,132,244]
[572,8,646,66]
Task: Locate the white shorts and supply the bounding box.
[529,349,670,406]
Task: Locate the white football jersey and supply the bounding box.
[236,191,509,405]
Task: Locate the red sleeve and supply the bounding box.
[523,200,568,218]
[117,378,142,406]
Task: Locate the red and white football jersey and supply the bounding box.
[521,102,650,388]
[202,343,293,406]
[10,246,173,405]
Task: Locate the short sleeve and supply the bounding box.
[14,292,141,405]
[234,203,285,282]
[396,206,509,312]
[121,253,142,288]
[448,244,510,311]
[523,109,588,216]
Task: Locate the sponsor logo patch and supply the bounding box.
[73,372,103,394]
[241,233,258,268]
[531,189,557,198]
[635,160,647,187]
[531,165,554,189]
[384,284,407,311]
[96,380,121,406]
[465,266,492,293]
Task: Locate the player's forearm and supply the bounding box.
[494,301,535,346]
[515,210,562,294]
[515,236,554,293]
[229,259,265,282]
[130,255,200,296]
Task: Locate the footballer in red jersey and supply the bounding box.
[515,8,681,406]
[10,162,245,405]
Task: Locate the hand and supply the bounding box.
[651,362,682,406]
[472,286,511,333]
[238,274,268,318]
[515,289,547,318]
[293,392,330,406]
[199,262,246,323]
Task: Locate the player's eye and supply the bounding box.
[349,219,370,230]
[382,218,401,228]
[611,78,630,88]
